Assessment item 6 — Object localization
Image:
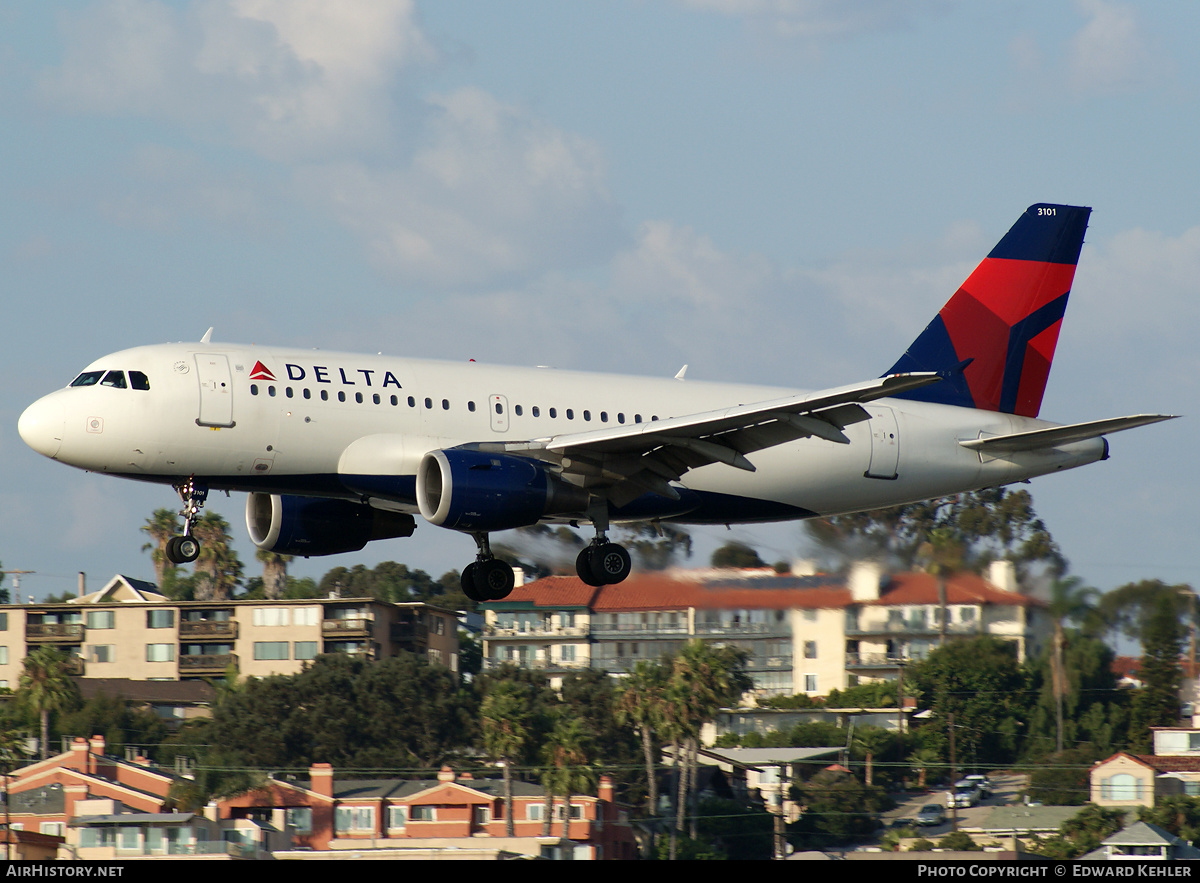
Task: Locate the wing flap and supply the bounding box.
[960,414,1177,453]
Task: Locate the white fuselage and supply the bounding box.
[19,341,1107,528]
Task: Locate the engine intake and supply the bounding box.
[246,493,416,557]
[417,449,587,532]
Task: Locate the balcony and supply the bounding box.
[845,652,906,670]
[589,623,688,638]
[482,657,589,672]
[26,623,85,643]
[180,620,238,640]
[484,625,589,639]
[323,618,373,639]
[845,621,982,638]
[179,653,238,674]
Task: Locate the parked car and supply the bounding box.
[961,774,993,798]
[916,804,947,827]
[946,783,981,808]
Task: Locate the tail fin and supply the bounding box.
[885,203,1091,417]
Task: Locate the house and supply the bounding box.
[220,762,638,859]
[1089,726,1200,806]
[482,560,1048,696]
[1081,821,1200,860]
[3,735,283,858]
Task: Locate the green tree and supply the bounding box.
[480,680,531,837]
[255,548,292,600]
[788,766,887,848]
[1130,593,1185,751]
[1045,576,1102,753]
[140,508,181,588]
[543,713,595,842]
[192,513,242,601]
[1024,747,1102,805]
[806,488,1064,578]
[18,647,80,760]
[616,660,669,817]
[711,541,766,569]
[907,637,1027,769]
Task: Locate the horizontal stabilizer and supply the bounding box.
[960,414,1177,453]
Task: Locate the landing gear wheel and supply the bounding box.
[460,562,483,603]
[165,535,200,565]
[576,547,604,587]
[476,558,515,601]
[590,542,632,585]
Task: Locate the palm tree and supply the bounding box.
[481,681,531,836]
[907,746,941,790]
[663,640,750,852]
[918,526,965,646]
[0,726,29,860]
[140,508,181,587]
[615,660,668,818]
[544,714,593,842]
[193,513,243,601]
[1047,575,1101,752]
[256,548,293,599]
[18,647,78,760]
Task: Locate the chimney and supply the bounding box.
[989,560,1018,592]
[437,765,456,783]
[513,567,525,588]
[78,572,86,598]
[599,775,614,803]
[790,559,817,577]
[309,763,334,799]
[88,735,105,774]
[849,561,885,602]
[69,738,88,771]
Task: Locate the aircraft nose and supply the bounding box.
[18,395,65,459]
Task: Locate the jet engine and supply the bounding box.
[246,493,416,557]
[416,449,588,532]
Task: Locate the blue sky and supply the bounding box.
[2,1,1196,601]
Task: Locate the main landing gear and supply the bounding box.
[460,533,517,603]
[575,502,632,587]
[164,477,207,565]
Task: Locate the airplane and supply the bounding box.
[18,204,1175,602]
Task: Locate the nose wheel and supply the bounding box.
[164,477,207,565]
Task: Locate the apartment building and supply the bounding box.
[482,561,1047,696]
[0,574,460,688]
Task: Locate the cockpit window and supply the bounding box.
[130,371,150,390]
[70,371,105,388]
[100,371,127,389]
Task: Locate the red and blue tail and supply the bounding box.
[886,203,1091,418]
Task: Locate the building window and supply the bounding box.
[146,644,175,662]
[294,642,319,660]
[410,806,435,822]
[253,607,291,627]
[388,806,408,830]
[254,642,290,660]
[1102,774,1142,801]
[87,611,115,629]
[561,645,576,662]
[89,645,115,663]
[804,641,817,659]
[147,610,175,629]
[560,611,575,629]
[335,806,376,833]
[285,808,312,834]
[0,647,7,666]
[804,674,818,693]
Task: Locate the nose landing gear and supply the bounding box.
[164,477,207,565]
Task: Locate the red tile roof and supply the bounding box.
[493,568,1039,611]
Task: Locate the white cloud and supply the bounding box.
[43,0,433,160]
[39,2,622,288]
[675,0,947,40]
[1068,0,1153,94]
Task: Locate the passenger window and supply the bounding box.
[129,371,150,390]
[468,401,476,412]
[600,411,608,422]
[321,390,329,401]
[100,371,127,389]
[442,399,449,410]
[303,389,311,400]
[583,410,591,422]
[355,392,364,404]
[515,405,523,416]
[549,408,557,418]
[566,409,574,420]
[373,394,380,405]
[532,406,540,417]
[70,371,105,388]
[338,391,346,403]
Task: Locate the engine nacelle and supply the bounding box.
[416,449,588,532]
[246,493,416,557]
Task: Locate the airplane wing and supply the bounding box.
[485,373,941,506]
[959,414,1178,454]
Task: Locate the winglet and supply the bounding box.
[675,364,688,381]
[201,328,214,344]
